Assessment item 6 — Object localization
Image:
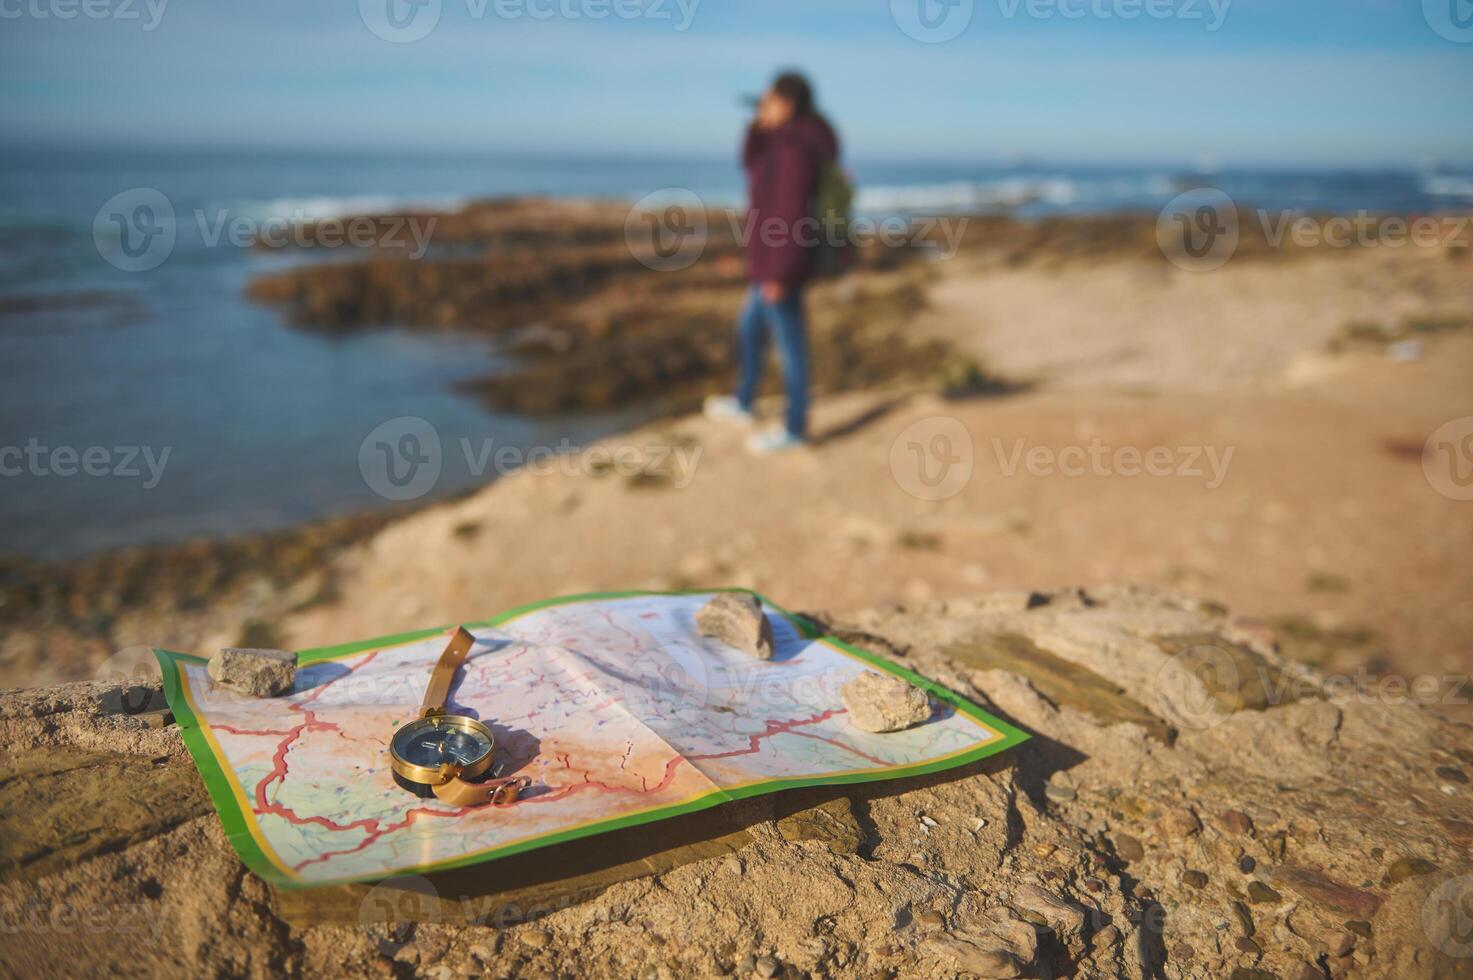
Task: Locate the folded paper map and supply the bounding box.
[155,591,1027,888]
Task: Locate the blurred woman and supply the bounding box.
[705,71,839,454]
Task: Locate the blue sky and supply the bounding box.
[1,0,1470,167]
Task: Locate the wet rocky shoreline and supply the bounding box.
[0,199,1440,692]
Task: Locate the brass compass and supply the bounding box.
[389,627,528,807]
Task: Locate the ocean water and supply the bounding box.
[1,146,1468,560]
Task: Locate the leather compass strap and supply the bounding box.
[433,775,530,807]
[420,626,476,718]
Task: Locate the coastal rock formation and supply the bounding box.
[0,510,390,690]
[696,592,775,661]
[839,670,931,733]
[2,587,1470,978]
[244,199,973,418]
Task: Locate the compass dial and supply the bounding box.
[390,716,494,776]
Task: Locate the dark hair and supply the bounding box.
[772,71,815,117]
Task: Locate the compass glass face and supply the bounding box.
[392,718,494,770]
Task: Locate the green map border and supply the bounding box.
[154,589,1029,889]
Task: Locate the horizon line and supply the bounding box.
[2,139,1469,175]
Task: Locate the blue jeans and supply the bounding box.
[735,285,808,438]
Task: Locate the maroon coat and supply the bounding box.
[742,114,839,289]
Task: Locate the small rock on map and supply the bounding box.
[696,592,775,660]
[842,670,932,732]
[207,648,297,698]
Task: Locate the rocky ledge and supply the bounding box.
[2,587,1469,978]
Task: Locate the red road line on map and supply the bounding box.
[686,709,846,762]
[293,803,475,871]
[518,752,688,807]
[215,724,296,737]
[600,609,645,652]
[253,709,383,833]
[519,709,848,808]
[249,651,379,832]
[784,728,889,766]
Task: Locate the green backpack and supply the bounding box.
[812,162,854,278]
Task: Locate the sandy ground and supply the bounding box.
[275,244,1473,700]
[920,247,1471,391]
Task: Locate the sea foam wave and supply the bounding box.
[226,194,469,223]
[1423,175,1473,199]
[854,175,1176,214]
[858,179,1073,212]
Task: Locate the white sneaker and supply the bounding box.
[703,394,755,425]
[747,427,806,455]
